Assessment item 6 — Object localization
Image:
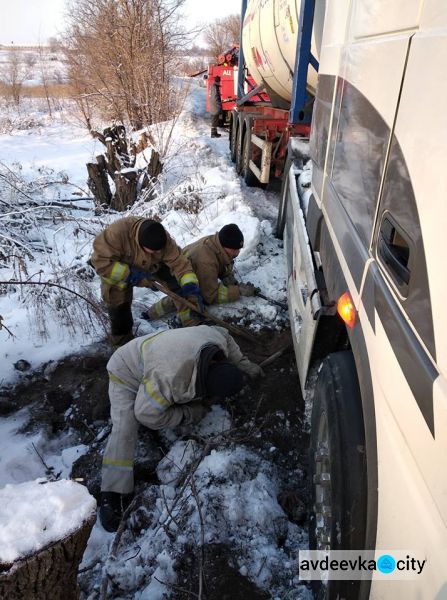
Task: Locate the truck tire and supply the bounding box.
[235,123,244,175]
[230,113,238,163]
[309,351,367,599]
[241,124,259,187]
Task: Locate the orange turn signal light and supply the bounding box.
[337,291,356,329]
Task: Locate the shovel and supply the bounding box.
[255,290,288,311]
[149,278,262,346]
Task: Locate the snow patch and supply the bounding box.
[0,478,96,564]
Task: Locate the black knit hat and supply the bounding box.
[138,220,167,250]
[218,224,244,250]
[205,361,245,398]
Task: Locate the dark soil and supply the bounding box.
[1,328,311,599]
[176,544,270,600]
[172,330,311,599]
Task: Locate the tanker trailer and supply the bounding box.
[230,0,325,186]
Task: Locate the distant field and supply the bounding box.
[0,82,73,99]
[0,46,68,93]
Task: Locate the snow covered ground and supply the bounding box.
[0,81,311,598]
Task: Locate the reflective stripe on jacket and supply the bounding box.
[90,216,197,290]
[183,233,240,305]
[106,325,249,429]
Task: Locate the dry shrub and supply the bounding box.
[64,0,191,132]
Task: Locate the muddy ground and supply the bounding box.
[0,328,312,599]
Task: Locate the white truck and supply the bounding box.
[238,1,447,598]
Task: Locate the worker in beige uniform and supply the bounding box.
[143,224,256,322]
[99,324,263,531]
[90,217,204,347]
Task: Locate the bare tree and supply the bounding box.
[0,47,31,106]
[37,44,53,117]
[204,14,241,58]
[64,0,189,132]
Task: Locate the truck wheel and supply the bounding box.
[230,113,237,163]
[235,124,244,175]
[309,351,367,599]
[241,127,258,187]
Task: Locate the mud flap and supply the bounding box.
[284,163,321,392]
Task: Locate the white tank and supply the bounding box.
[242,0,326,107]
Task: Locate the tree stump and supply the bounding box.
[0,512,96,600]
[0,480,96,600]
[112,170,138,211]
[86,124,163,211]
[87,162,112,206]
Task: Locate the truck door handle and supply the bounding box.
[378,233,410,285]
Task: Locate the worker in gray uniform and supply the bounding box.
[210,75,222,138]
[99,324,263,532]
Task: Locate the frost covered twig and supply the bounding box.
[0,315,14,338]
[0,280,101,314]
[190,475,205,600]
[152,576,200,599]
[31,442,61,481]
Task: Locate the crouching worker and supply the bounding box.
[99,324,263,531]
[144,224,256,322]
[90,217,203,348]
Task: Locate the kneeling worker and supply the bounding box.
[99,324,263,531]
[90,217,203,347]
[144,224,255,322]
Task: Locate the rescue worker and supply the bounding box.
[210,75,222,138]
[99,324,263,531]
[143,224,256,322]
[90,217,203,348]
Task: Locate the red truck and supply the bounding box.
[205,46,267,126]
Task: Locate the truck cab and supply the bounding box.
[277,1,447,598]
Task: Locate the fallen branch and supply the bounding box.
[0,280,102,314]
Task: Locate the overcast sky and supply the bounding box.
[0,0,242,46]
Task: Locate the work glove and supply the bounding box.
[238,357,265,380]
[181,282,205,313]
[128,267,155,287]
[221,273,238,286]
[186,403,208,425]
[239,283,256,297]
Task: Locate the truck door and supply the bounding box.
[360,6,447,594]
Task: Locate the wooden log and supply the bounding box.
[147,149,162,179]
[112,170,138,211]
[0,512,96,600]
[86,162,112,206]
[105,139,122,176]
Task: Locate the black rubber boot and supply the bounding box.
[99,491,132,532]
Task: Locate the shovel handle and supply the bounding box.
[150,279,261,346]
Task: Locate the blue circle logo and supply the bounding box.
[377,554,396,574]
